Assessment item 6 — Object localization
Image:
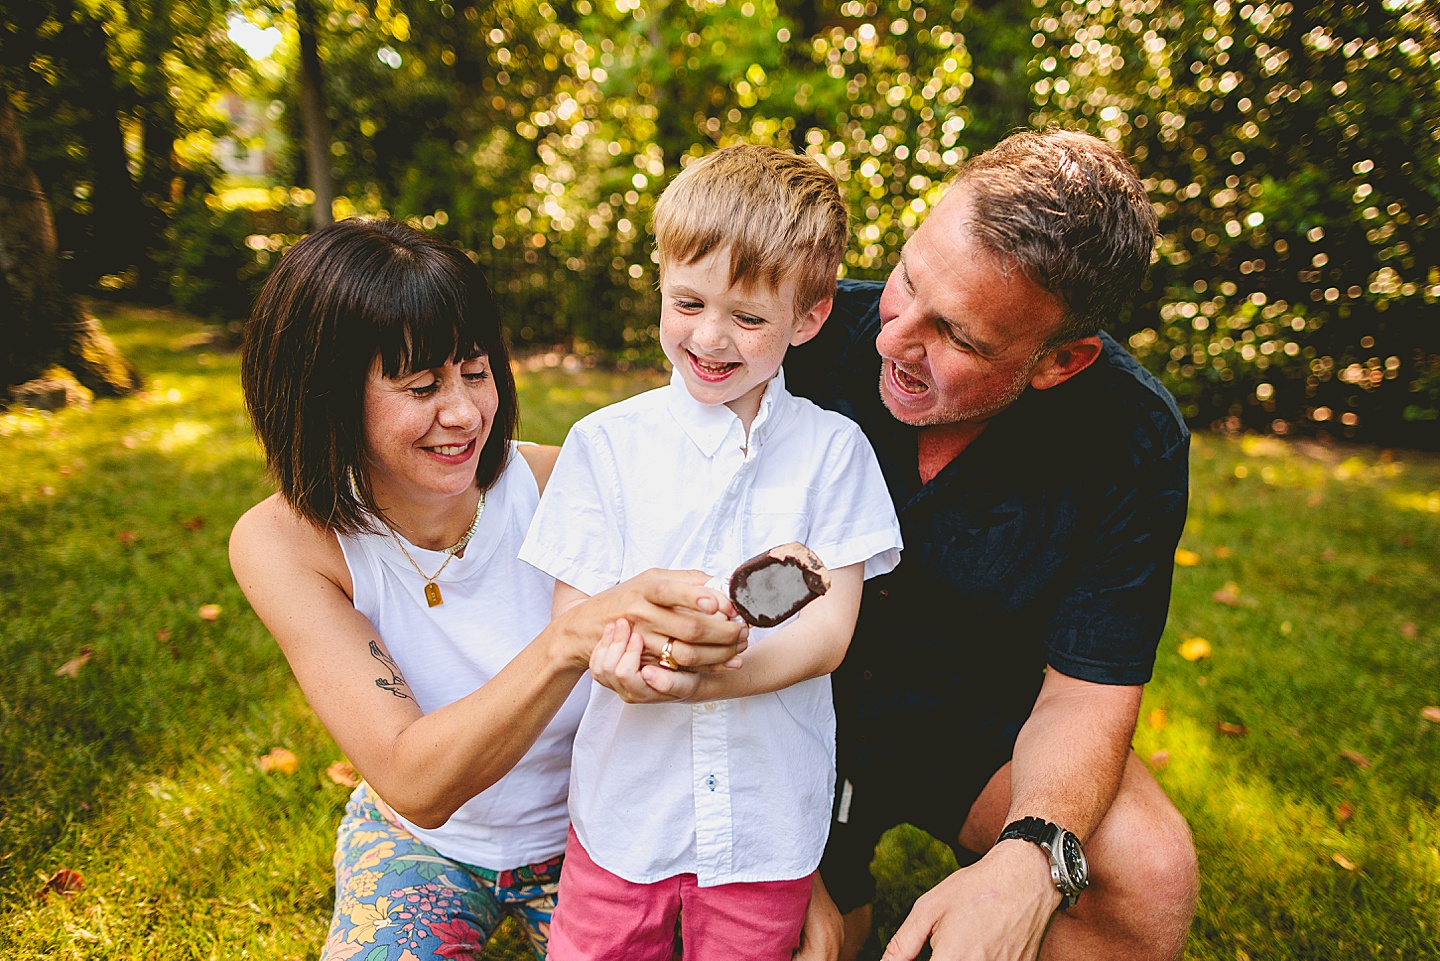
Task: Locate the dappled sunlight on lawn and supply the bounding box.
[3,309,1437,960]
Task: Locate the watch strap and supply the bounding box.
[997,816,1054,847]
[997,817,1083,909]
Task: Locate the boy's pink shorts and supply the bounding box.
[547,827,813,961]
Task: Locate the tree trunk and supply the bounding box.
[296,0,336,227]
[130,0,178,296]
[76,7,146,279]
[0,80,139,398]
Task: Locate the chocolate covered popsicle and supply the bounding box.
[728,542,831,628]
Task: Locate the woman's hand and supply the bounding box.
[555,569,749,672]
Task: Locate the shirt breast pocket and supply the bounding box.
[746,486,815,555]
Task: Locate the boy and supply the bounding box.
[519,143,902,961]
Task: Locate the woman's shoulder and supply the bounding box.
[230,492,349,586]
[516,442,560,495]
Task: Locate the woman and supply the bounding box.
[230,218,747,959]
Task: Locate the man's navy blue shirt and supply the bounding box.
[786,280,1190,774]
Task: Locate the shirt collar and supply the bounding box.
[666,367,792,458]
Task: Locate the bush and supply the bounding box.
[156,193,304,322]
[1034,0,1440,448]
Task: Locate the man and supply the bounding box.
[786,129,1200,961]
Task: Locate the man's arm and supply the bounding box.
[881,669,1141,961]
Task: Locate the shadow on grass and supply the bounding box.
[4,308,1438,959]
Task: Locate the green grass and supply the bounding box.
[1,305,1437,959]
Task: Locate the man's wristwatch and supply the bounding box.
[996,816,1090,909]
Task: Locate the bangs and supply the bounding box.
[367,250,500,379]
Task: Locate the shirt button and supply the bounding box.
[863,669,874,681]
[878,588,890,599]
[704,702,718,711]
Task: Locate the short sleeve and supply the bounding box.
[785,280,883,408]
[805,421,903,580]
[518,423,626,597]
[1041,429,1190,685]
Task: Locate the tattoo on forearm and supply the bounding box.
[370,641,413,699]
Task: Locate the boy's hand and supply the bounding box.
[590,619,700,703]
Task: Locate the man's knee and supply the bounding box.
[1045,766,1197,960]
[1115,799,1197,909]
[1090,762,1198,924]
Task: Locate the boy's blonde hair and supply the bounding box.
[653,143,848,320]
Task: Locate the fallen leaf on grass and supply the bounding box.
[1174,548,1202,567]
[1320,548,1338,562]
[36,868,84,900]
[1147,750,1170,770]
[1212,582,1242,606]
[1306,490,1325,507]
[1332,853,1359,871]
[1147,708,1168,730]
[182,516,204,531]
[54,647,94,678]
[1178,637,1212,661]
[116,530,137,545]
[1421,706,1440,724]
[1340,749,1372,769]
[1216,722,1247,736]
[1213,545,1233,559]
[327,761,359,788]
[197,604,221,621]
[1335,801,1354,824]
[39,485,55,496]
[1400,622,1418,639]
[257,747,299,775]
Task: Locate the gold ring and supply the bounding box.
[658,638,680,671]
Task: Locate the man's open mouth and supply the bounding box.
[890,362,928,394]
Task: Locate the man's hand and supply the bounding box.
[881,841,1060,961]
[794,872,842,961]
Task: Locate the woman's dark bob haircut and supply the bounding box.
[241,217,519,535]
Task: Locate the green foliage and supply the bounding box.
[1,0,246,294]
[6,0,1437,442]
[155,192,294,321]
[1034,0,1440,446]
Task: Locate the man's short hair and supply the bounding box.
[653,143,848,319]
[241,217,518,535]
[953,129,1158,346]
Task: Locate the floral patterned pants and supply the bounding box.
[319,783,563,961]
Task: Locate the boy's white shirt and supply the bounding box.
[519,368,902,886]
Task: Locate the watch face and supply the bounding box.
[1062,832,1088,887]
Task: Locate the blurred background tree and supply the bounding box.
[3,0,1436,446]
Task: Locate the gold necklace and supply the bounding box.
[385,490,486,608]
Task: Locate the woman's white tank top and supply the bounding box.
[337,444,585,868]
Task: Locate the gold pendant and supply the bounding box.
[424,582,443,607]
